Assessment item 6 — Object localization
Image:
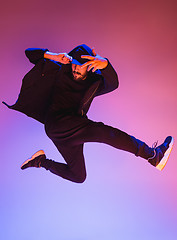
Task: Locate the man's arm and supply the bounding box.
[99,60,119,94]
[44,51,72,64]
[81,48,108,72]
[25,48,72,65]
[81,48,119,94]
[25,48,49,64]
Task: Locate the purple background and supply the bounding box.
[1,0,177,239]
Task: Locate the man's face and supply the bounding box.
[72,64,88,81]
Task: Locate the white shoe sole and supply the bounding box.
[156,137,174,171]
[21,150,45,169]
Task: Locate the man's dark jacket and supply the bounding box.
[3,44,119,124]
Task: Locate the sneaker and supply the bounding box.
[21,150,46,170]
[148,136,174,171]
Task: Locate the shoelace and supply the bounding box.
[152,141,158,149]
[148,141,158,160]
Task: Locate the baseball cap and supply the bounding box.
[68,44,94,65]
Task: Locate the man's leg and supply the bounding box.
[45,114,152,159]
[69,121,154,159]
[42,144,86,183]
[71,120,173,170]
[44,116,172,171]
[21,144,86,183]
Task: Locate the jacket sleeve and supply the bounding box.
[96,59,119,96]
[25,48,49,64]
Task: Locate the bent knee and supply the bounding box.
[73,172,87,183]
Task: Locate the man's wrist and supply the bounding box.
[44,51,57,59]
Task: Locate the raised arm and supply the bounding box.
[44,51,72,64]
[81,48,119,95]
[25,48,72,65]
[25,48,49,64]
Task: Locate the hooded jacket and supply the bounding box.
[3,44,119,124]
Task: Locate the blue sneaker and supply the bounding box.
[148,136,174,170]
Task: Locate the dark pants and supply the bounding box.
[43,113,153,183]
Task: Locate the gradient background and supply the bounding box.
[1,0,177,239]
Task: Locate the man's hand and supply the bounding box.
[44,51,72,64]
[56,53,73,64]
[81,48,108,72]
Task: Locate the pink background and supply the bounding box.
[1,0,177,239]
